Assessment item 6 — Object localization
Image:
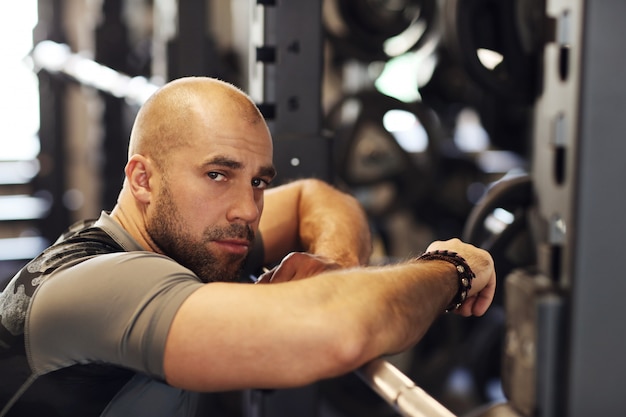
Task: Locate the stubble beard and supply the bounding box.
[147,185,254,283]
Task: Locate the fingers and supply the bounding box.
[455,288,494,317]
[427,238,497,317]
[255,252,342,284]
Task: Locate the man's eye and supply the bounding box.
[252,178,270,190]
[208,172,227,182]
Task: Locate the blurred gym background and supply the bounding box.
[0,1,534,415]
[0,0,606,416]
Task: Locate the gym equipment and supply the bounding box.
[417,44,533,158]
[518,0,626,415]
[463,174,536,300]
[417,0,541,158]
[469,1,626,416]
[30,40,159,106]
[325,90,442,218]
[458,174,536,407]
[356,358,456,417]
[440,0,541,104]
[324,0,438,63]
[245,358,457,417]
[249,0,331,185]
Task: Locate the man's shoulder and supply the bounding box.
[0,221,125,346]
[33,222,126,278]
[54,218,100,243]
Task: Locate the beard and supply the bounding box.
[146,185,254,283]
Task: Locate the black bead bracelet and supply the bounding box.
[417,250,475,312]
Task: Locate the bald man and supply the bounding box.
[0,77,495,417]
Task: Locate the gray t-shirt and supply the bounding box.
[0,212,263,417]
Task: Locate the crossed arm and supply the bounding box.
[258,178,373,268]
[162,179,496,392]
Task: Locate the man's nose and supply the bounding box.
[227,186,261,223]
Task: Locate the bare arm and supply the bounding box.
[259,179,372,267]
[163,239,495,392]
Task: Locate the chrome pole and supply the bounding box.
[356,358,457,417]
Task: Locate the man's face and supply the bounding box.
[145,114,275,283]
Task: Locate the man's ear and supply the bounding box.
[125,155,154,204]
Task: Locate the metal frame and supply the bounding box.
[356,359,456,417]
[562,1,626,414]
[248,0,332,185]
[504,0,626,416]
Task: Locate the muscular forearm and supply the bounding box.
[297,179,372,266]
[311,260,458,361]
[164,259,458,391]
[260,179,372,267]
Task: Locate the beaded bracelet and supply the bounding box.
[417,249,475,312]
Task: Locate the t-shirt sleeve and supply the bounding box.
[26,252,204,379]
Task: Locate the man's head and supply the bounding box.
[119,77,276,282]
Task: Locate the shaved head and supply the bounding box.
[114,76,274,282]
[112,77,276,282]
[128,77,265,169]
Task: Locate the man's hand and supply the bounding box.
[256,252,343,284]
[424,238,497,317]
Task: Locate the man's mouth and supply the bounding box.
[212,239,251,255]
